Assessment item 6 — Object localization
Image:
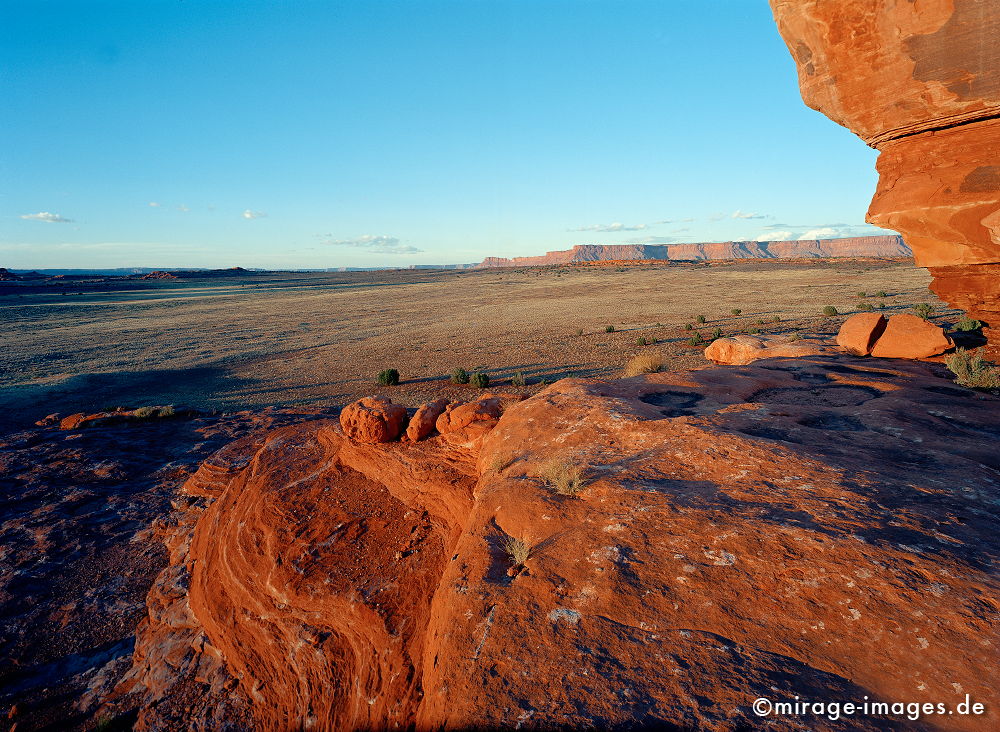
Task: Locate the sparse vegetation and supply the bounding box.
[623,352,664,377]
[687,333,705,346]
[876,290,888,298]
[134,406,156,418]
[730,308,742,316]
[470,372,490,388]
[486,452,516,473]
[684,323,694,330]
[822,305,839,317]
[376,368,400,386]
[857,291,867,297]
[945,348,1000,389]
[747,327,761,335]
[711,327,722,340]
[502,535,531,566]
[157,405,176,418]
[451,367,470,385]
[696,314,707,324]
[789,332,802,341]
[541,458,588,496]
[914,302,934,320]
[955,315,984,332]
[772,315,781,323]
[605,325,615,333]
[510,371,526,387]
[575,327,584,336]
[858,301,874,311]
[636,336,648,346]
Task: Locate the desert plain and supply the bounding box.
[0,258,950,430]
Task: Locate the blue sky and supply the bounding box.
[1,0,895,269]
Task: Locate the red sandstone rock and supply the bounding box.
[406,399,448,442]
[770,0,1000,347]
[434,393,523,435]
[870,314,953,359]
[339,397,407,443]
[476,236,909,267]
[59,413,87,430]
[34,413,60,427]
[836,312,887,355]
[703,334,831,365]
[133,357,1000,731]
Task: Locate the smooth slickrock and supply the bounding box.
[339,396,408,444]
[123,357,999,731]
[836,313,888,355]
[770,0,1000,347]
[869,314,953,359]
[704,334,831,365]
[434,393,523,435]
[406,398,449,442]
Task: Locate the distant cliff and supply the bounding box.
[476,235,911,268]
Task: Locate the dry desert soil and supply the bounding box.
[0,258,954,430]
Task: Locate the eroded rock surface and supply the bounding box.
[770,0,1000,345]
[118,360,999,730]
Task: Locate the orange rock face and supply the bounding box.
[338,396,408,443]
[836,313,888,355]
[869,313,954,359]
[770,0,1000,342]
[703,334,832,365]
[123,360,1000,730]
[406,398,448,441]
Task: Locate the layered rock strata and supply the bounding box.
[770,0,1000,344]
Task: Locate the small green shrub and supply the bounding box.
[756,319,766,325]
[858,301,874,311]
[955,315,984,332]
[730,308,742,316]
[711,327,722,340]
[636,336,648,346]
[377,368,400,386]
[876,290,888,298]
[156,405,176,418]
[451,367,470,384]
[605,325,615,333]
[913,303,934,320]
[684,323,693,331]
[945,348,1000,389]
[747,327,761,335]
[877,301,887,310]
[789,332,802,342]
[502,536,531,566]
[772,315,781,323]
[575,327,584,336]
[470,372,490,388]
[822,305,839,317]
[857,291,867,297]
[510,371,526,387]
[687,334,705,346]
[134,406,156,418]
[541,459,588,496]
[696,314,707,324]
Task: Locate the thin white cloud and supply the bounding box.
[571,222,648,232]
[176,204,190,212]
[625,235,679,245]
[755,231,793,241]
[732,210,766,220]
[322,234,422,254]
[242,209,267,220]
[20,211,73,223]
[148,201,161,208]
[798,227,841,240]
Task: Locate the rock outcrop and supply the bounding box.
[770,0,1000,346]
[836,313,888,355]
[338,397,408,444]
[869,314,954,360]
[704,334,832,365]
[477,236,911,268]
[118,359,1000,730]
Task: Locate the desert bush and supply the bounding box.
[486,453,516,473]
[623,352,664,377]
[696,314,707,324]
[747,327,761,335]
[451,367,470,384]
[134,406,156,418]
[822,305,838,317]
[575,327,584,336]
[156,405,176,418]
[711,327,722,339]
[789,332,802,341]
[377,368,399,386]
[914,303,934,320]
[470,372,490,388]
[636,336,648,346]
[510,371,526,387]
[877,301,887,309]
[730,308,741,316]
[687,334,705,346]
[541,459,588,496]
[605,325,615,333]
[756,319,766,325]
[502,536,531,566]
[857,291,867,297]
[945,349,1000,389]
[684,323,694,330]
[955,315,984,332]
[772,315,781,323]
[858,301,874,311]
[876,290,888,298]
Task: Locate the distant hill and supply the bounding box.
[476,235,911,268]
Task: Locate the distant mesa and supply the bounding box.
[0,267,20,281]
[140,270,179,280]
[475,235,911,268]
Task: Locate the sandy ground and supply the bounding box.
[0,259,952,430]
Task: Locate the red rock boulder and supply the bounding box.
[835,312,887,355]
[703,335,831,366]
[434,393,523,435]
[406,399,449,442]
[870,314,953,359]
[339,397,407,444]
